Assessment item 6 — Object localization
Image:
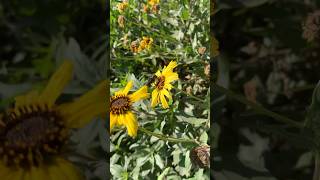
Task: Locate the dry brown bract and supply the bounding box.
[302,10,320,42]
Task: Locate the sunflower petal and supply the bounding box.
[58,80,106,114]
[164,83,173,90]
[62,101,106,128]
[25,167,49,180]
[110,113,118,131]
[125,112,138,137]
[162,61,177,76]
[155,70,162,77]
[129,85,149,102]
[47,160,68,180]
[162,89,172,101]
[122,81,133,95]
[160,91,169,109]
[56,158,84,180]
[164,72,179,83]
[151,89,159,107]
[39,61,73,107]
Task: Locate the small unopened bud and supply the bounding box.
[152,4,160,14]
[130,40,139,53]
[204,63,210,78]
[143,4,149,13]
[198,47,207,55]
[190,145,210,168]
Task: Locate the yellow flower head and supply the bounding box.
[110,81,148,137]
[148,0,160,6]
[151,61,179,109]
[0,61,106,179]
[117,1,128,13]
[138,37,153,52]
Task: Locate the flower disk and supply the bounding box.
[0,104,68,169]
[110,95,131,115]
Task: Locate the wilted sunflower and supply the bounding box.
[0,61,106,179]
[138,37,153,52]
[117,1,128,13]
[151,61,179,109]
[110,81,148,137]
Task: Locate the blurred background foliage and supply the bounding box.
[213,0,320,179]
[110,0,210,179]
[0,1,107,179]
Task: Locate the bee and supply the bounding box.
[146,75,157,87]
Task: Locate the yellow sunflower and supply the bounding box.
[110,81,148,137]
[148,0,160,6]
[0,60,106,179]
[151,61,179,109]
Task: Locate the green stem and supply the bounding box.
[179,89,206,102]
[314,152,320,180]
[213,84,304,129]
[139,127,200,145]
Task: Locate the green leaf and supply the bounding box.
[157,167,170,180]
[181,8,190,20]
[305,81,320,149]
[200,131,208,144]
[176,115,208,127]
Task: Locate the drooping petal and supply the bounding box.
[162,61,177,76]
[110,113,118,131]
[39,61,73,107]
[129,85,149,103]
[161,89,172,101]
[124,112,138,137]
[159,91,169,109]
[151,89,159,107]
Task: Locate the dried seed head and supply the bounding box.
[302,10,320,42]
[118,15,125,28]
[190,145,210,168]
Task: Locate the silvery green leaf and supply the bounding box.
[110,164,125,178]
[157,167,170,180]
[176,115,207,127]
[154,154,164,169]
[0,82,31,99]
[200,131,208,144]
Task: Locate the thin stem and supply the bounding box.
[213,84,304,129]
[139,127,200,145]
[314,152,320,180]
[179,89,206,102]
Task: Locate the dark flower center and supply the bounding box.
[156,76,165,90]
[0,105,68,169]
[111,95,131,115]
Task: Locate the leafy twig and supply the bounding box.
[139,127,200,145]
[213,84,304,129]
